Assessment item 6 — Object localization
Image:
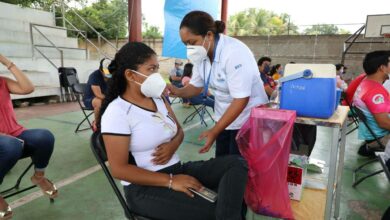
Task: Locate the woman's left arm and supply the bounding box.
[0,54,34,95]
[198,97,249,153]
[152,97,184,165]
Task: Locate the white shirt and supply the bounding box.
[101,96,180,185]
[190,34,268,130]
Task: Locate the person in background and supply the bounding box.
[270,64,283,80]
[84,58,111,130]
[353,51,390,166]
[169,59,184,88]
[0,54,57,220]
[257,57,274,97]
[335,63,348,91]
[342,73,366,106]
[181,63,215,109]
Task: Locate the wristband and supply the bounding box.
[7,62,15,70]
[168,173,173,189]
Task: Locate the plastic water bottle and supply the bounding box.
[269,84,280,109]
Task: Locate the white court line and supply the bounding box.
[10,117,211,209]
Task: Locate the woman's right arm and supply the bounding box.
[0,54,34,95]
[103,134,203,197]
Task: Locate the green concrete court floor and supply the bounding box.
[1,102,389,220]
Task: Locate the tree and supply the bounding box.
[65,0,127,39]
[0,0,85,11]
[1,0,50,8]
[142,24,162,39]
[228,8,298,36]
[303,24,350,35]
[142,16,162,39]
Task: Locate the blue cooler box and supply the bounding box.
[279,64,337,119]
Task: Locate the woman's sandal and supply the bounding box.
[31,176,58,199]
[0,205,12,220]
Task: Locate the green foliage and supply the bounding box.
[142,24,162,39]
[142,16,162,39]
[0,0,48,8]
[303,24,350,35]
[65,0,128,39]
[304,24,338,35]
[0,0,82,11]
[228,8,298,36]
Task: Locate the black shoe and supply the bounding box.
[358,144,376,158]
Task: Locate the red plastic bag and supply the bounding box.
[236,107,296,219]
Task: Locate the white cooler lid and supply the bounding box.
[284,64,336,78]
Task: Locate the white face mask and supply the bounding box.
[131,70,166,98]
[186,36,210,64]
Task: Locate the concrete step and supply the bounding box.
[0,43,87,59]
[0,58,99,84]
[0,2,55,26]
[0,30,78,48]
[1,57,100,100]
[0,70,59,87]
[0,18,67,38]
[10,86,61,100]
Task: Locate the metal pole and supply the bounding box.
[128,0,142,42]
[60,50,64,67]
[29,24,35,58]
[61,0,65,27]
[287,17,290,35]
[85,32,88,59]
[313,34,318,63]
[221,0,228,34]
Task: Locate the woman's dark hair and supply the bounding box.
[183,63,193,78]
[363,50,390,75]
[97,42,156,129]
[180,11,225,36]
[270,64,281,75]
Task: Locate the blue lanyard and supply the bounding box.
[203,35,219,99]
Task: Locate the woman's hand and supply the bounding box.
[166,83,180,97]
[198,128,218,154]
[171,174,203,197]
[0,54,11,67]
[152,142,177,165]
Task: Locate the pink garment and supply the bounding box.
[353,79,390,114]
[181,76,191,86]
[0,77,25,136]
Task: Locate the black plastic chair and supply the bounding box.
[58,67,79,102]
[90,132,153,220]
[346,102,360,135]
[0,158,36,200]
[1,154,54,202]
[352,106,390,187]
[183,104,215,127]
[72,83,93,133]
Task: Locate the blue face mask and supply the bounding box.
[278,70,284,75]
[263,65,270,74]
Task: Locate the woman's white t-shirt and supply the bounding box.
[101,96,180,185]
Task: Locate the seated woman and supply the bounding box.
[99,42,248,220]
[0,54,57,219]
[270,64,283,80]
[181,63,215,109]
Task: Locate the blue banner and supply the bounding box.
[162,0,220,59]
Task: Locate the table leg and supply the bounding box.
[334,121,347,219]
[325,126,340,220]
